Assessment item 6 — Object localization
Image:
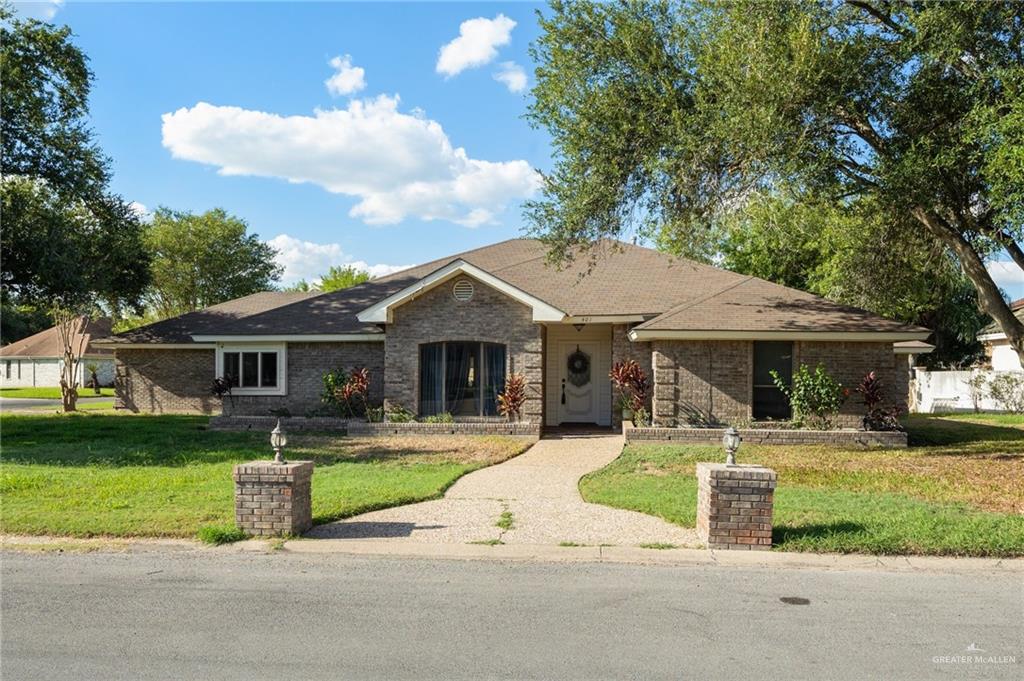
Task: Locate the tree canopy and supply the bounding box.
[145,208,282,317]
[1,6,150,331]
[286,265,372,293]
[527,0,1024,362]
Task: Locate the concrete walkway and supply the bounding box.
[307,433,699,547]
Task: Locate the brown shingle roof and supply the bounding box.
[99,292,319,345]
[634,276,920,333]
[0,317,113,357]
[111,238,927,342]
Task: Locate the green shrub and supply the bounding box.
[385,404,415,423]
[772,363,846,429]
[197,524,249,545]
[987,373,1024,414]
[422,412,454,423]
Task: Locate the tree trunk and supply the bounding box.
[912,207,1024,368]
[60,376,78,412]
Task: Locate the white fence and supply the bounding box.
[911,368,1021,413]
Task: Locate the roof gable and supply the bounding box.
[357,259,566,323]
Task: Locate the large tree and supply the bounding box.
[714,191,988,366]
[145,208,282,317]
[527,0,1024,364]
[0,6,149,324]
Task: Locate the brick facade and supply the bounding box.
[115,348,218,413]
[650,340,906,428]
[233,461,313,537]
[652,340,752,426]
[611,324,652,428]
[795,341,907,428]
[225,342,384,417]
[383,277,544,422]
[696,463,777,550]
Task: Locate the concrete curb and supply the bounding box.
[4,534,1020,574]
[257,538,1021,574]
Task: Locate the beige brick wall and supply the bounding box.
[226,342,384,416]
[383,277,543,422]
[611,324,652,427]
[650,339,906,428]
[652,340,752,426]
[115,348,218,414]
[795,341,907,427]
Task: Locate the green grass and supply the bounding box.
[196,524,249,545]
[558,541,587,547]
[468,538,504,546]
[639,542,677,550]
[580,414,1024,557]
[0,387,115,399]
[0,413,530,538]
[495,510,515,530]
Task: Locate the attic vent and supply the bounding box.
[453,279,475,302]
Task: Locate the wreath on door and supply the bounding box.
[566,346,591,387]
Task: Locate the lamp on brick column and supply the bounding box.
[270,419,288,464]
[722,426,741,466]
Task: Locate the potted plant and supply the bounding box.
[618,394,633,424]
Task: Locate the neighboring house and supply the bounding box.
[95,239,929,427]
[0,317,115,388]
[978,298,1024,371]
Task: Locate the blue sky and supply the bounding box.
[14,1,1024,299]
[21,1,551,283]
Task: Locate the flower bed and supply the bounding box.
[622,423,907,448]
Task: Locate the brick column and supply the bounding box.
[233,461,314,537]
[696,463,777,550]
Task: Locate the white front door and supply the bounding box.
[557,341,601,424]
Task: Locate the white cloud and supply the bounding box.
[493,61,527,93]
[13,1,64,20]
[267,234,412,285]
[162,95,541,226]
[128,201,152,222]
[988,260,1024,289]
[436,14,516,78]
[325,55,366,96]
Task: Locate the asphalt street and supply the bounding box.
[2,550,1020,680]
[0,396,110,410]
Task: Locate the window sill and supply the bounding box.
[230,388,287,397]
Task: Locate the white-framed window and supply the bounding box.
[215,344,287,395]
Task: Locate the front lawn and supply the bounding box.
[0,413,530,538]
[0,387,115,399]
[581,414,1024,557]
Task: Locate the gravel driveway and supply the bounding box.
[308,433,699,547]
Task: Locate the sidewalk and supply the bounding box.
[307,432,699,547]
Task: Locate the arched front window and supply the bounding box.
[420,342,506,417]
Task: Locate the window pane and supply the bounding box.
[260,352,278,388]
[223,353,241,387]
[753,341,792,419]
[419,343,444,416]
[241,352,259,387]
[482,343,506,416]
[446,342,480,415]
